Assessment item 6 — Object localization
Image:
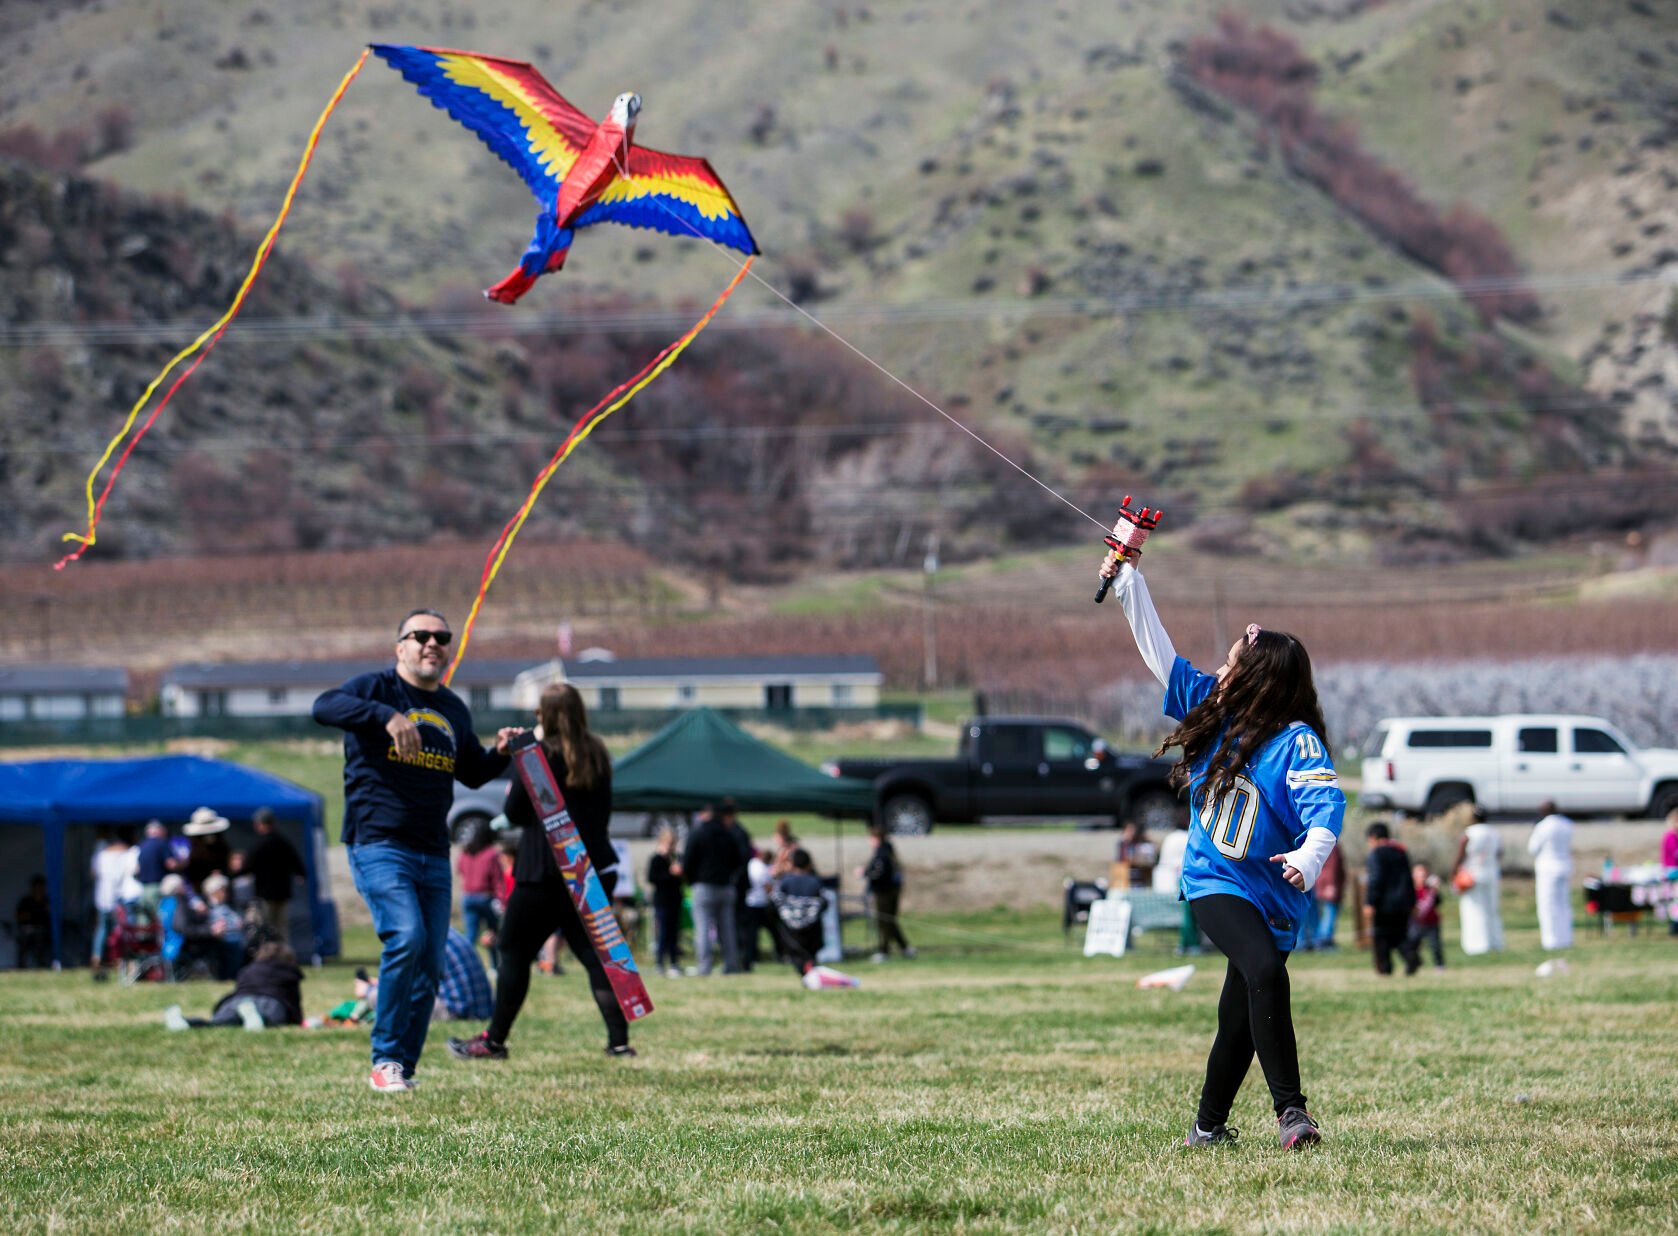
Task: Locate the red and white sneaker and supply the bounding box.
[369,1061,410,1093]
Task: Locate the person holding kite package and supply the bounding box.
[313,608,520,1094]
[449,683,634,1062]
[1099,556,1345,1152]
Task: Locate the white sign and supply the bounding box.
[1083,897,1133,958]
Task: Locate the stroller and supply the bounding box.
[107,903,167,985]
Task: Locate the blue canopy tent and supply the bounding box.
[0,755,339,967]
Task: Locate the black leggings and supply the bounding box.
[488,882,629,1050]
[1191,894,1306,1126]
[871,886,911,955]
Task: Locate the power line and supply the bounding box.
[13,471,1678,512]
[1,268,1666,349]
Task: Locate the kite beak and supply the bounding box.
[611,92,641,129]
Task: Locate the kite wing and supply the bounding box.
[370,44,598,200]
[577,146,760,255]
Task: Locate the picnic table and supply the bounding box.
[1583,869,1678,936]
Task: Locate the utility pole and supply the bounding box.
[921,533,940,690]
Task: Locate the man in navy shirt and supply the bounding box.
[313,608,520,1093]
[135,820,174,917]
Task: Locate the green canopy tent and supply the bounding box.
[611,708,875,816]
[611,709,878,961]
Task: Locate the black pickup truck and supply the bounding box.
[823,716,1184,835]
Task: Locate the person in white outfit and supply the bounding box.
[1527,800,1574,951]
[1153,820,1201,955]
[1452,806,1504,955]
[89,831,139,972]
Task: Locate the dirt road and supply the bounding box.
[326,819,1669,925]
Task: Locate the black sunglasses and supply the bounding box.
[400,629,453,647]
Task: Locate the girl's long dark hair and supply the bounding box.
[1155,628,1330,811]
[538,683,611,790]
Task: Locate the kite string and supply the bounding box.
[444,257,755,683]
[609,153,1110,534]
[53,48,372,570]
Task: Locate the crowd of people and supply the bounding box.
[636,801,910,980]
[68,805,307,982]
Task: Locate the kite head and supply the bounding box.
[610,92,641,131]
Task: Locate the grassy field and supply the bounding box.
[4,902,1675,1234]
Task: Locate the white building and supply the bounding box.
[513,653,884,714]
[161,659,535,718]
[0,666,128,722]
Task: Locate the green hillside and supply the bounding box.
[1,0,1672,570]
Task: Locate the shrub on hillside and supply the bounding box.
[1180,14,1539,325]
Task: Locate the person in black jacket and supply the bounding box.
[448,683,633,1061]
[645,828,686,977]
[720,801,758,971]
[164,941,305,1030]
[244,807,306,938]
[683,804,747,975]
[1362,822,1419,976]
[861,826,915,962]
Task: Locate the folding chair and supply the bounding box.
[1063,878,1110,938]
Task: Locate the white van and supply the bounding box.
[1359,714,1678,820]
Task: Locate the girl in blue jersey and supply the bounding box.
[1102,558,1344,1151]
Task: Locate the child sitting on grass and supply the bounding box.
[771,849,859,990]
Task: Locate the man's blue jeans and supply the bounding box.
[348,842,452,1074]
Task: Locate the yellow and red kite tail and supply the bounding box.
[446,256,754,682]
[54,49,371,570]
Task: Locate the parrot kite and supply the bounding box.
[371,44,760,303]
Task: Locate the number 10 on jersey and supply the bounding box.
[1199,775,1259,860]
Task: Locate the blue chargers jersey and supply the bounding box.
[1164,656,1345,951]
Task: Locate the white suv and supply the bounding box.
[1359,714,1678,820]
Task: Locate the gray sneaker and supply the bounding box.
[1184,1122,1239,1148]
[1277,1107,1321,1150]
